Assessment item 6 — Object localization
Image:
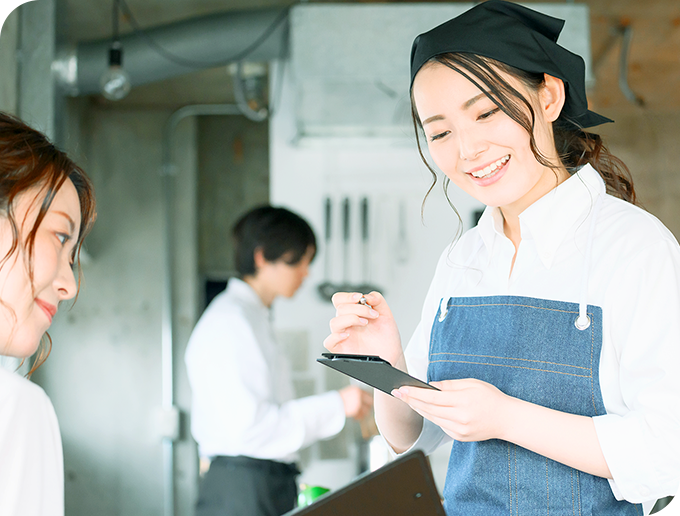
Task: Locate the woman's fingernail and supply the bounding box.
[369,309,379,317]
[352,293,362,301]
[358,318,368,325]
[391,389,402,399]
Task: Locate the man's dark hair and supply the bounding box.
[232,205,317,277]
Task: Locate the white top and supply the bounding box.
[0,366,64,516]
[185,278,346,463]
[402,165,680,509]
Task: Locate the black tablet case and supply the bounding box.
[317,353,439,395]
[284,450,445,516]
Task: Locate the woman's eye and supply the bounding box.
[478,107,501,120]
[56,233,71,245]
[429,131,450,142]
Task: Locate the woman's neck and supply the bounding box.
[501,209,522,251]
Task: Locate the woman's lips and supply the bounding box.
[466,155,510,187]
[35,299,57,323]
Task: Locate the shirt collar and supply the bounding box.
[227,277,269,311]
[476,164,605,268]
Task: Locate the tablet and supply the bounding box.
[284,450,445,516]
[317,353,439,395]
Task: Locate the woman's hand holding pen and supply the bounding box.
[323,291,403,367]
[392,378,512,443]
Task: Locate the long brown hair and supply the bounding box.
[0,112,97,376]
[411,53,637,218]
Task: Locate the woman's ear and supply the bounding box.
[541,74,566,123]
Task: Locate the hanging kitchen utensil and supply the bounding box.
[395,198,410,264]
[318,197,338,302]
[356,196,381,294]
[340,197,351,290]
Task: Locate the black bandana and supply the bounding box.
[410,0,612,128]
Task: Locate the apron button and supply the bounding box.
[575,314,591,330]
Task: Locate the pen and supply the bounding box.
[358,295,373,309]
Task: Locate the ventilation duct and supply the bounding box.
[54,7,288,97]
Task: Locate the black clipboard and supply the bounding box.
[317,353,439,395]
[284,450,445,515]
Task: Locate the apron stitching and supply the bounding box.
[546,456,550,516]
[452,302,580,314]
[428,359,592,378]
[589,315,599,416]
[430,352,590,371]
[576,471,582,516]
[508,442,513,516]
[571,469,576,516]
[514,445,519,516]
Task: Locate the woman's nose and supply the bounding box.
[55,256,77,301]
[458,128,487,162]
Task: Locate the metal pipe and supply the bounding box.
[618,24,644,107]
[56,8,288,96]
[160,103,241,516]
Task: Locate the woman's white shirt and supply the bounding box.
[0,366,64,516]
[402,165,680,508]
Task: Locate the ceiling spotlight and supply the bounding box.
[100,41,131,101]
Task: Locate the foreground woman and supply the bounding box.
[325,1,679,514]
[0,112,96,516]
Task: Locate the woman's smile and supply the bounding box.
[465,155,511,186]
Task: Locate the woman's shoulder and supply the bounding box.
[0,367,59,445]
[600,194,679,249]
[0,366,54,413]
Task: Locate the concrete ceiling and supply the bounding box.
[65,0,680,111]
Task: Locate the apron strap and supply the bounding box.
[439,238,486,321]
[575,194,603,330]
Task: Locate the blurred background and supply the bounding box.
[0,0,678,515]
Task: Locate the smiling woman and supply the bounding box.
[0,111,96,516]
[324,1,680,515]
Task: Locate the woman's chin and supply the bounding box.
[1,336,42,360]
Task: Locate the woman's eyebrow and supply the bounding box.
[422,92,491,126]
[462,92,488,110]
[53,211,75,233]
[422,114,445,126]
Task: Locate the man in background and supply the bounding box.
[185,205,372,516]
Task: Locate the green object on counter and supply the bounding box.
[298,484,331,507]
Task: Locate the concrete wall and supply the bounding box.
[34,103,200,516]
[0,7,18,115]
[197,115,269,282]
[17,0,56,137]
[34,106,274,516]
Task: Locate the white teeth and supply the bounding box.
[470,155,510,178]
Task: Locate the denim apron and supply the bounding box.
[427,199,643,515]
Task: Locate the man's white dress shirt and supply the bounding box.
[401,165,680,512]
[185,278,345,464]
